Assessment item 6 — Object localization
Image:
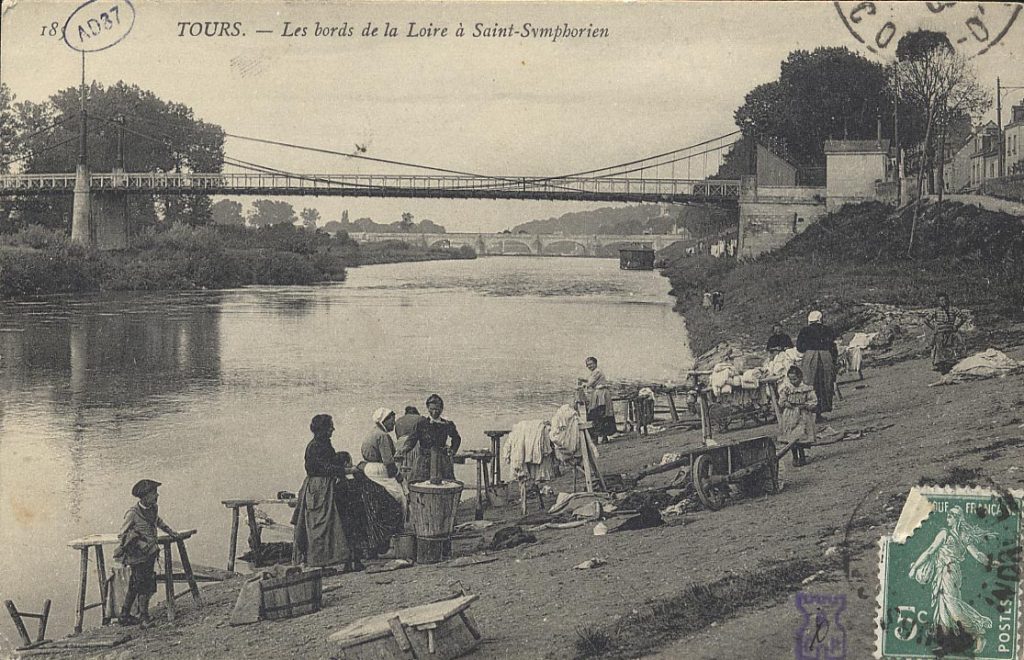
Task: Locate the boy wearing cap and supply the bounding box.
[114,479,179,627]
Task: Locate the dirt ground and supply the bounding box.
[12,337,1024,660]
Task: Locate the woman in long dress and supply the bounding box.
[358,408,406,556]
[581,356,617,443]
[291,414,364,572]
[925,293,966,374]
[796,310,838,422]
[908,506,996,652]
[399,394,461,483]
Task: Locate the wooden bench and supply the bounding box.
[221,498,296,572]
[68,529,200,632]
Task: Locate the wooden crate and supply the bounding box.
[260,567,323,621]
[330,594,481,659]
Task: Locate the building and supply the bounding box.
[823,140,893,211]
[969,121,1001,187]
[945,135,975,193]
[1006,101,1024,176]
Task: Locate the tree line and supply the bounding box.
[719,32,990,200]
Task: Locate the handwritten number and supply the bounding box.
[110,5,119,25]
[100,12,113,30]
[41,21,59,37]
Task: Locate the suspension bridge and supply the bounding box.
[0,107,743,248]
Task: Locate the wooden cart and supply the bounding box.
[635,435,780,511]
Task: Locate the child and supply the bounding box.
[114,479,179,627]
[777,365,817,467]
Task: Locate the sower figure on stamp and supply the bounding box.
[114,479,179,627]
[908,506,997,653]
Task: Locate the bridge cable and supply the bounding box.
[4,113,79,150]
[0,134,84,170]
[101,110,738,192]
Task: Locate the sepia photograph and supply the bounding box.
[0,1,1023,657]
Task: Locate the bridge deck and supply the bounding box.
[0,172,740,203]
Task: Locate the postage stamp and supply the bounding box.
[795,592,848,660]
[876,486,1023,659]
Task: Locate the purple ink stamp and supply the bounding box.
[796,592,848,660]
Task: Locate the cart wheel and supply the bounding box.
[692,454,727,511]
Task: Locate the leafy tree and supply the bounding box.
[399,212,414,232]
[211,199,244,225]
[300,207,321,231]
[891,30,991,251]
[0,83,17,174]
[249,199,296,227]
[733,47,926,167]
[9,81,224,230]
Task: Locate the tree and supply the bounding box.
[10,81,224,230]
[399,212,414,232]
[891,30,992,252]
[300,207,321,231]
[211,199,244,225]
[0,83,17,174]
[248,199,296,227]
[733,47,928,168]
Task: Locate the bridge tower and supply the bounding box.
[70,60,91,245]
[92,116,130,249]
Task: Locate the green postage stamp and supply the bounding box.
[877,486,1023,659]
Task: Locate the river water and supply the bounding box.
[0,256,692,638]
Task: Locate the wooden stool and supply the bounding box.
[4,599,50,650]
[483,430,509,486]
[453,450,494,520]
[222,499,296,572]
[68,529,200,631]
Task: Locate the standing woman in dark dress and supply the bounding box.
[796,311,838,422]
[291,414,364,572]
[399,394,461,483]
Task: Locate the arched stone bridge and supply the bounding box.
[348,232,683,257]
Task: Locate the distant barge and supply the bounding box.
[619,245,656,270]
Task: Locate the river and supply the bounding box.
[0,256,692,637]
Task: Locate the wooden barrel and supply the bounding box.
[408,480,464,538]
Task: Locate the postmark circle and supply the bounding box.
[833,1,1021,59]
[62,0,136,53]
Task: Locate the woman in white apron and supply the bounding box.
[357,408,406,556]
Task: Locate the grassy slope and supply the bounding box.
[660,201,1024,358]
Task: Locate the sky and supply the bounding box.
[1,1,1022,232]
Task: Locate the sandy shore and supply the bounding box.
[9,324,1024,659]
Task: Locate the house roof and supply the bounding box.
[823,139,891,154]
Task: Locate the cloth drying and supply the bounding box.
[549,404,584,461]
[848,332,875,349]
[934,349,1023,385]
[502,419,556,481]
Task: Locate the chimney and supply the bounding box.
[1013,103,1024,124]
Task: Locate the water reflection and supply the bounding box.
[0,258,692,639]
[0,294,223,409]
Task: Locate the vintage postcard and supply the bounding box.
[1,1,1023,658]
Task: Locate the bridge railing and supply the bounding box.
[0,171,741,199]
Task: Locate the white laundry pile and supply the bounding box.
[765,347,802,379]
[938,349,1023,384]
[502,419,556,481]
[848,332,876,349]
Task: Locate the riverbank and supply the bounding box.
[659,200,1024,363]
[0,223,476,298]
[18,337,1024,659]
